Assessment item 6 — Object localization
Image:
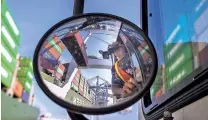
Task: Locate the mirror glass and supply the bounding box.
[37,15,155,108]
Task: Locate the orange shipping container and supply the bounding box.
[13,80,23,98]
[54,36,65,51]
[48,47,60,59]
[44,38,65,51]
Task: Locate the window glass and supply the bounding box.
[148,0,208,103]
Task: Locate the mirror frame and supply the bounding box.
[33,13,158,115]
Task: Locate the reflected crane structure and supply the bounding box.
[86,76,113,106]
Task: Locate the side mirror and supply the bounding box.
[33,13,158,115]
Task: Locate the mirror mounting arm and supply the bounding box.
[73,0,85,15]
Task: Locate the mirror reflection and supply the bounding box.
[38,16,154,108]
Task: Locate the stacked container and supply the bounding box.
[79,75,85,96]
[40,34,65,67]
[17,57,33,100]
[13,79,23,98]
[1,0,21,88]
[55,62,65,80]
[83,81,88,98]
[22,90,30,103]
[71,70,80,92]
[137,41,151,61]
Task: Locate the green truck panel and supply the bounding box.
[1,63,13,88]
[1,92,40,120]
[1,2,20,45]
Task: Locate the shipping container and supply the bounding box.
[79,82,84,89]
[39,55,55,69]
[56,63,65,76]
[1,27,19,57]
[43,40,62,54]
[1,44,17,71]
[53,35,65,51]
[72,78,79,86]
[44,36,65,54]
[79,89,84,95]
[40,46,61,61]
[54,72,62,80]
[17,67,33,79]
[79,84,84,90]
[75,74,80,80]
[79,75,85,82]
[76,70,81,75]
[48,34,65,50]
[1,0,21,45]
[71,82,79,91]
[1,63,13,88]
[18,77,32,93]
[19,57,33,71]
[75,71,80,78]
[56,67,64,75]
[79,76,84,96]
[40,50,58,66]
[47,68,63,80]
[61,32,88,66]
[58,63,65,71]
[75,74,80,81]
[22,90,30,103]
[47,46,61,59]
[13,80,23,98]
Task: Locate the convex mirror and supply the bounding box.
[33,13,158,114]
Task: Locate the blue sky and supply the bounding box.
[6,0,140,119]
